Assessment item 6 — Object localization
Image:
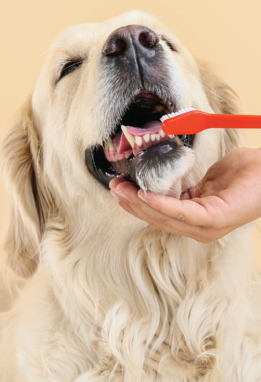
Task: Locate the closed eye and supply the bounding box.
[161,38,177,52]
[58,60,83,82]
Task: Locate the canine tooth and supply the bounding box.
[135,136,143,146]
[108,139,116,152]
[151,134,156,141]
[121,125,135,148]
[159,130,165,138]
[155,134,160,141]
[143,134,150,143]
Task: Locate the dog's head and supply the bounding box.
[1,11,244,277]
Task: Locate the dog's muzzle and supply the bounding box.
[85,25,195,189]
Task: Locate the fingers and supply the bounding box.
[110,178,219,227]
[116,197,144,221]
[136,190,214,227]
[109,179,235,242]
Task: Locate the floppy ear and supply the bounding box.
[197,61,245,153]
[1,96,53,278]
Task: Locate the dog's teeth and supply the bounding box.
[169,135,175,138]
[121,125,135,148]
[104,139,116,152]
[143,134,150,143]
[155,134,160,141]
[159,130,165,138]
[151,134,156,141]
[135,136,143,146]
[104,141,109,151]
[107,139,116,152]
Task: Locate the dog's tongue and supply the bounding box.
[113,121,162,154]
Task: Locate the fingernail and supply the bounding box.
[109,181,116,190]
[111,190,120,201]
[138,190,146,202]
[116,190,129,201]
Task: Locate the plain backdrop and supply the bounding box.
[1,0,261,267]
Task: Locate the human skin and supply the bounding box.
[109,147,261,243]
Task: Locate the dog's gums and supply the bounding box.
[85,89,195,189]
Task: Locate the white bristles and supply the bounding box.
[160,108,196,122]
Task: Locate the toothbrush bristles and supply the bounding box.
[160,108,196,123]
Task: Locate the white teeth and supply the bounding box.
[169,135,175,138]
[159,129,165,138]
[151,134,156,141]
[135,136,143,146]
[143,134,150,143]
[155,134,160,141]
[121,125,135,148]
[108,139,116,152]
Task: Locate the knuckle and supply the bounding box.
[157,217,169,225]
[175,212,187,222]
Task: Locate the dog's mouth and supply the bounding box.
[85,89,195,189]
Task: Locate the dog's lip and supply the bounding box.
[102,88,175,161]
[134,89,165,103]
[107,88,174,141]
[85,90,193,189]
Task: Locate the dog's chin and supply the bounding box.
[85,140,195,197]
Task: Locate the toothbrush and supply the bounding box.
[160,108,261,135]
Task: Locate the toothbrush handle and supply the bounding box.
[209,114,261,129]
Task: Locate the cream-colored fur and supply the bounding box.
[1,11,261,382]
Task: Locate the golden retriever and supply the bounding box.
[1,10,261,382]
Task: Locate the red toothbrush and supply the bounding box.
[161,108,261,135]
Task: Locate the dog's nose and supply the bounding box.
[102,25,159,56]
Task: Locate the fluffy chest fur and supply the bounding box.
[1,10,261,382]
[2,222,260,382]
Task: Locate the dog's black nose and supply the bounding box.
[102,25,159,56]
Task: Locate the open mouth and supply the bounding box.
[85,89,195,189]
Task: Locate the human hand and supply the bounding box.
[109,148,261,243]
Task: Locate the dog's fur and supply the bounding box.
[1,11,261,382]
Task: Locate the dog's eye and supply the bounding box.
[59,61,83,81]
[161,38,177,52]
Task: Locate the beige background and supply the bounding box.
[1,0,261,267]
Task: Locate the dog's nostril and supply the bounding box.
[103,37,126,56]
[102,25,160,57]
[139,31,159,49]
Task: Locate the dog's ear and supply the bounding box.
[197,61,245,152]
[1,96,53,278]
